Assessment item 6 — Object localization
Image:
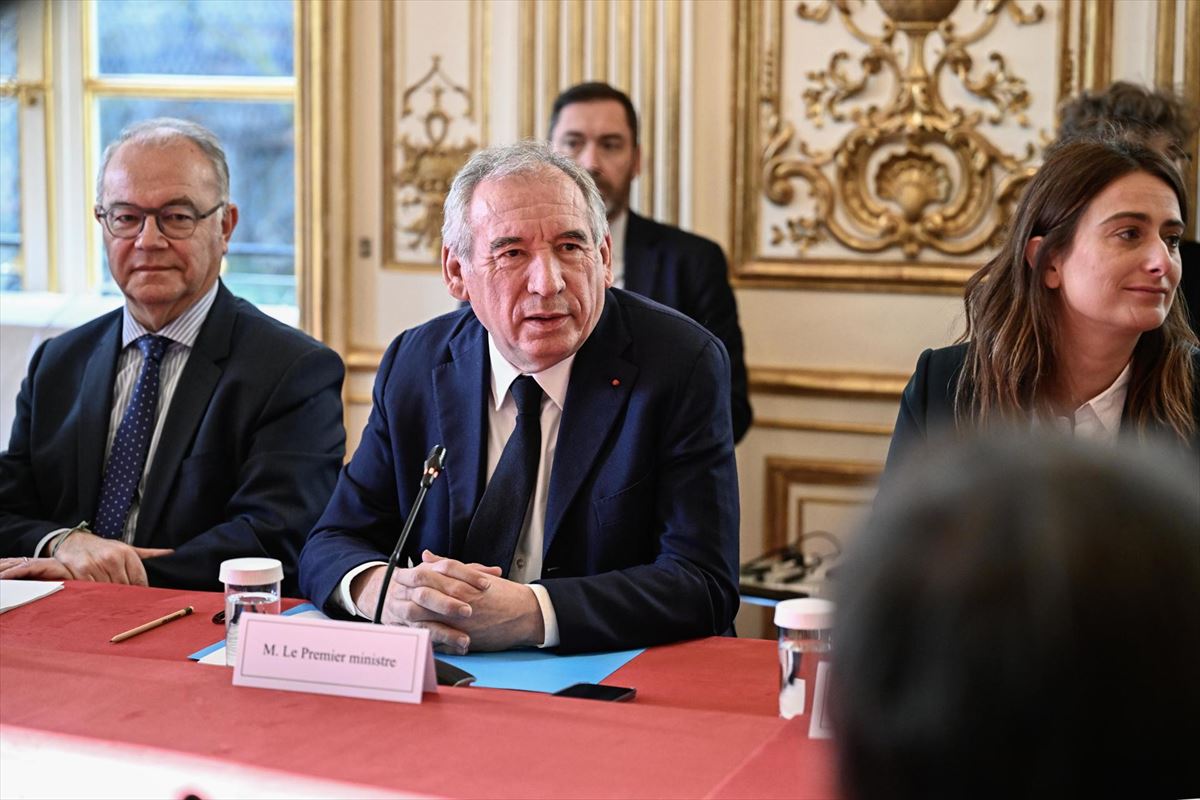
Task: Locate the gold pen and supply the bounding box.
[110,606,194,643]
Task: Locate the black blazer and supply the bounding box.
[0,282,346,593]
[624,211,752,442]
[299,289,740,652]
[885,342,1200,475]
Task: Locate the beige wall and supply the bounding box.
[313,0,1200,577]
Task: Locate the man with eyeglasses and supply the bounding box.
[0,118,345,593]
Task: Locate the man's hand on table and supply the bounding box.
[0,557,73,581]
[351,549,543,653]
[47,531,173,586]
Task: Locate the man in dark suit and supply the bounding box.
[0,118,344,593]
[298,142,739,653]
[548,82,752,441]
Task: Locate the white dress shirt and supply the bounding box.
[35,281,219,555]
[1047,361,1131,444]
[338,335,574,648]
[608,208,627,289]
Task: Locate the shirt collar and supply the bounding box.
[1069,360,1133,434]
[486,335,574,412]
[608,208,627,286]
[608,208,627,260]
[121,280,220,349]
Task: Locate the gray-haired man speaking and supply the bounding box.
[299,141,739,653]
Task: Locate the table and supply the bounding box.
[1,582,838,798]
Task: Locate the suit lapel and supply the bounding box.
[543,293,637,556]
[432,319,488,558]
[135,285,233,544]
[622,211,661,297]
[78,315,123,519]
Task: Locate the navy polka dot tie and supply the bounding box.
[462,375,544,576]
[93,334,170,539]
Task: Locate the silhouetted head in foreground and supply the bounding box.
[832,435,1200,800]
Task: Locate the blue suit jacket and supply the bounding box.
[299,288,740,652]
[0,283,346,593]
[624,211,752,442]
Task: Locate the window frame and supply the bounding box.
[1,0,310,329]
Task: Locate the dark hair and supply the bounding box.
[1057,81,1200,160]
[548,82,639,147]
[832,435,1200,800]
[957,137,1196,440]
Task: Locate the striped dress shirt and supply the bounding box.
[104,281,220,542]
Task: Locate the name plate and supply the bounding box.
[232,614,437,703]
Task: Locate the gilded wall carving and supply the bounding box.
[382,2,486,271]
[393,56,477,258]
[733,0,1107,292]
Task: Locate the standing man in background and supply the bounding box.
[0,118,345,592]
[549,82,753,441]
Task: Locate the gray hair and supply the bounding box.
[441,140,608,266]
[96,117,230,205]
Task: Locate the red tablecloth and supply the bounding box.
[0,582,839,798]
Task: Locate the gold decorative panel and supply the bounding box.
[733,0,1111,292]
[382,1,488,270]
[764,457,881,552]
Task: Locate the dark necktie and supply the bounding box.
[462,375,544,576]
[93,334,171,539]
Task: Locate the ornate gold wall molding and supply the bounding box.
[732,0,1105,293]
[749,365,907,400]
[748,365,902,438]
[764,457,881,551]
[382,2,486,271]
[753,418,893,436]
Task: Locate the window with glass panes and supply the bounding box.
[1,0,300,311]
[88,0,297,307]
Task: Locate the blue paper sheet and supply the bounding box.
[188,602,320,661]
[437,647,644,693]
[739,594,781,608]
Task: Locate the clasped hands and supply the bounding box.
[351,550,544,654]
[0,530,171,585]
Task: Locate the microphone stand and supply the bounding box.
[371,446,476,687]
[374,445,446,625]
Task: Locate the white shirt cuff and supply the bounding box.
[528,583,560,648]
[336,561,388,618]
[34,528,70,558]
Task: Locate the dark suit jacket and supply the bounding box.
[885,342,1200,475]
[298,288,740,653]
[0,282,346,593]
[624,211,752,442]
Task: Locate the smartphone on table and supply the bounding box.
[552,683,636,702]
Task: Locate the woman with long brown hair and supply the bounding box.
[885,137,1198,470]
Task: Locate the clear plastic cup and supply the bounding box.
[218,557,283,666]
[775,598,834,730]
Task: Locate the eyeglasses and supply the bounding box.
[94,202,225,240]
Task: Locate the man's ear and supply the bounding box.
[220,203,239,253]
[599,232,613,288]
[631,145,642,179]
[1026,236,1060,289]
[443,245,469,301]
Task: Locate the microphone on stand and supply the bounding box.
[371,445,476,687]
[374,445,447,625]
